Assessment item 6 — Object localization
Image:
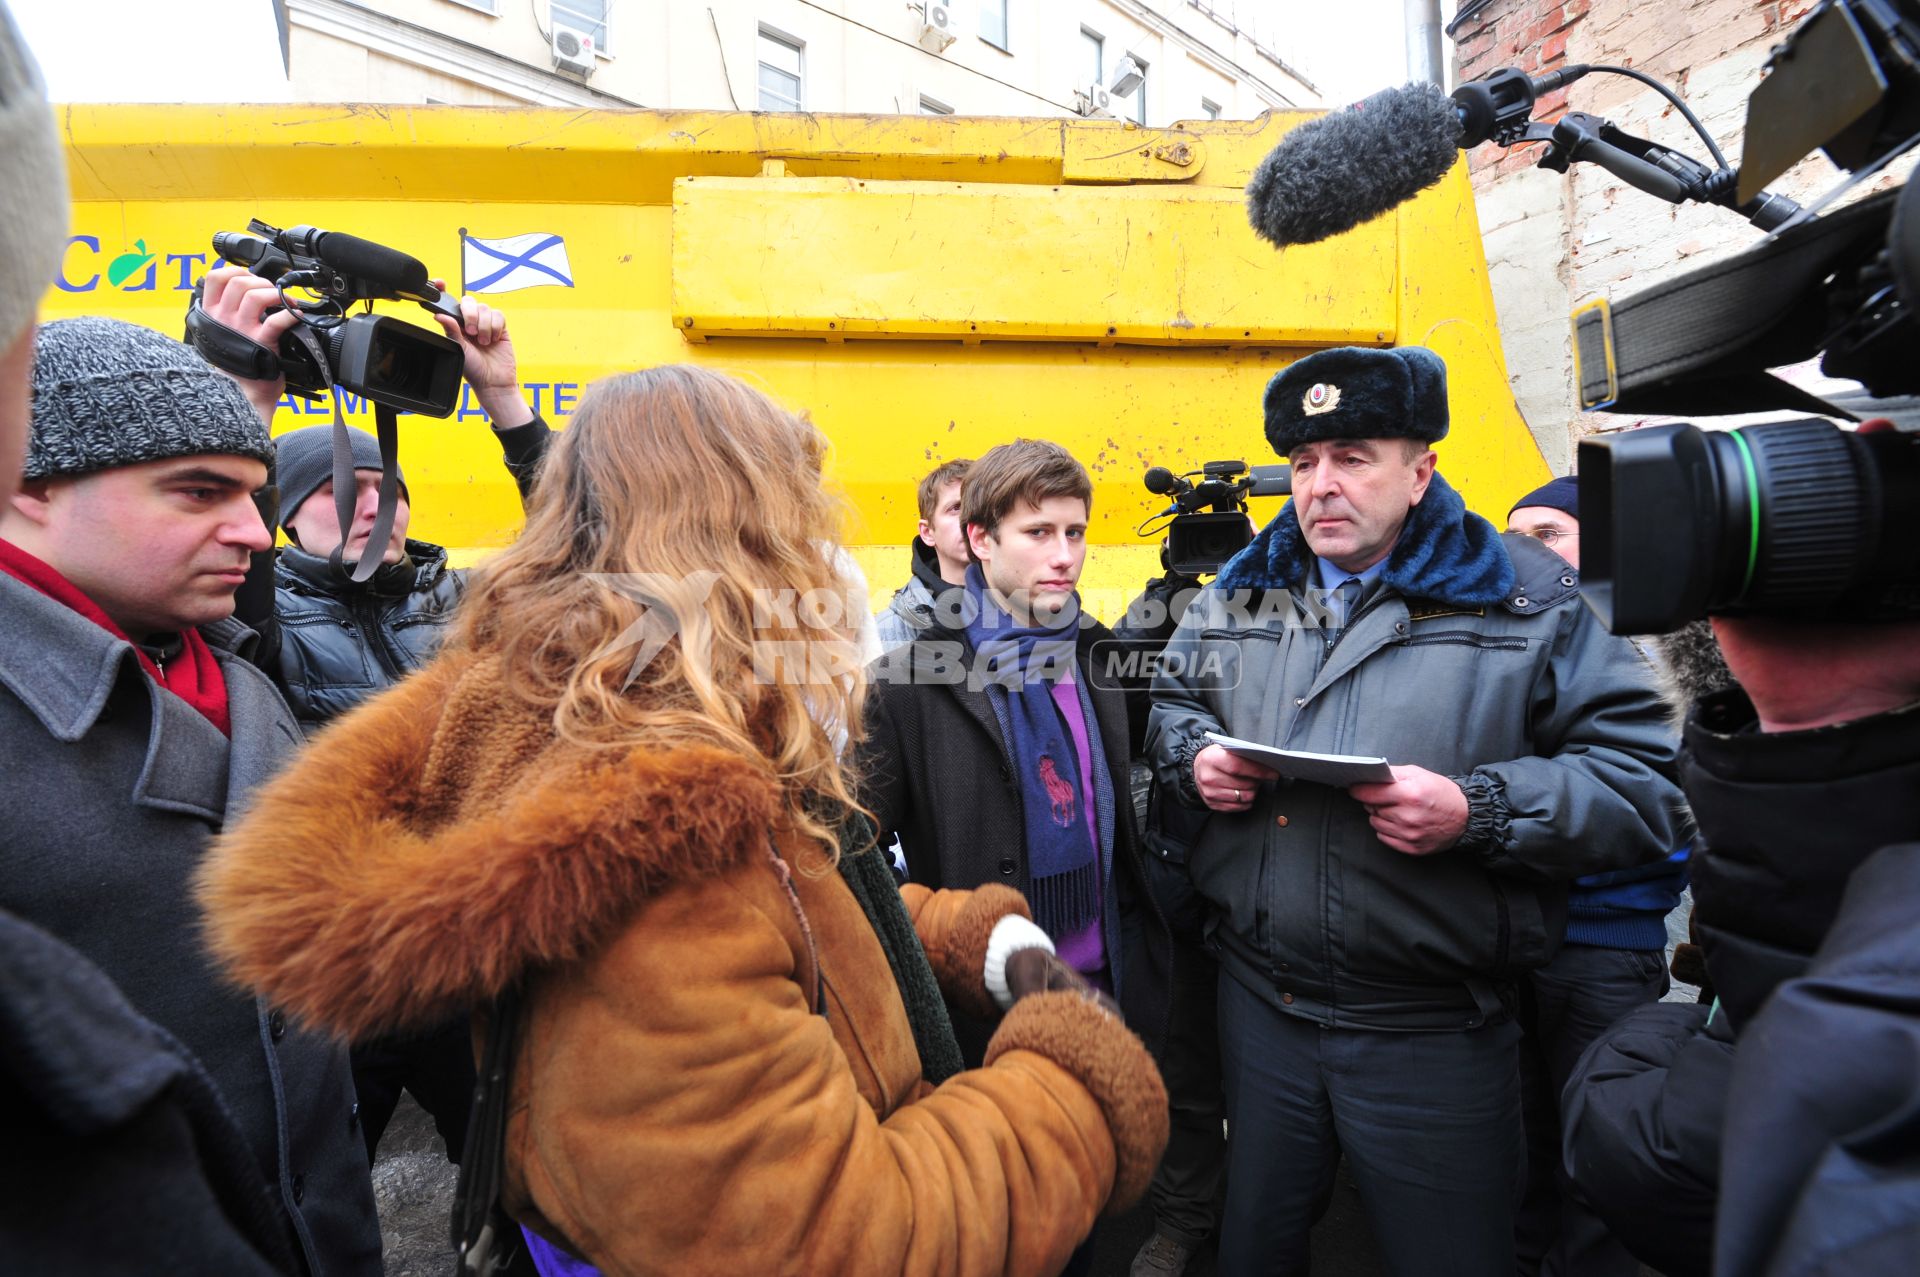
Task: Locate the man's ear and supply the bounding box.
[1407,448,1438,505]
[965,520,994,564]
[6,478,59,529]
[916,519,936,548]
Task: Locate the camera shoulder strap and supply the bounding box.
[285,322,404,585]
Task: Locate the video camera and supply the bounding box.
[1140,460,1291,576]
[1481,0,1920,633]
[185,220,467,585]
[186,219,465,418]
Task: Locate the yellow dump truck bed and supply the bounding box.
[43,105,1546,614]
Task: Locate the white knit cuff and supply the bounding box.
[982,915,1056,1012]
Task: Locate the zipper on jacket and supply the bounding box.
[355,594,408,682]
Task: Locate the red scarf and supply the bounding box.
[0,538,232,737]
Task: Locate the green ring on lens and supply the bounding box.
[1729,429,1761,595]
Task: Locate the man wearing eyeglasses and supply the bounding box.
[1505,475,1691,1277]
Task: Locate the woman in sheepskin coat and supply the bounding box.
[197,365,1168,1277]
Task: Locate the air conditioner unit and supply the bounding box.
[550,23,597,76]
[1079,82,1112,117]
[917,2,959,54]
[1110,55,1145,97]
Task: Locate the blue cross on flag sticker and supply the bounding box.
[461,231,574,293]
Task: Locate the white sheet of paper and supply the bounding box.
[1205,731,1394,786]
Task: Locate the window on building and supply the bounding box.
[1130,57,1150,125]
[446,0,499,14]
[980,0,1009,51]
[1201,97,1222,120]
[1080,27,1103,88]
[920,95,955,115]
[550,0,609,54]
[758,28,804,112]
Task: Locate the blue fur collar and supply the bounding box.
[1215,471,1515,606]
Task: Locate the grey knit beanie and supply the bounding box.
[274,423,407,529]
[0,3,68,353]
[27,317,274,479]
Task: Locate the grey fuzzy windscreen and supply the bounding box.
[1246,82,1464,248]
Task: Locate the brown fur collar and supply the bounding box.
[197,651,785,1042]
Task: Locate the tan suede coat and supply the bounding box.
[198,651,1167,1277]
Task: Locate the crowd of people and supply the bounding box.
[3,5,1917,1276]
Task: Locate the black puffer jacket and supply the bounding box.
[1685,693,1920,1030]
[257,416,552,734]
[266,540,466,734]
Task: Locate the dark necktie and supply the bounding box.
[1327,576,1365,648]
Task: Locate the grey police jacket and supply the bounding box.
[1144,475,1684,1031]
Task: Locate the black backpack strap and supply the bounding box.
[450,984,524,1277]
[446,834,831,1275]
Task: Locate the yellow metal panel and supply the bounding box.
[673,177,1396,345]
[43,106,1543,621]
[1059,122,1208,183]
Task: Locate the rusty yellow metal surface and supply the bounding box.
[43,105,1547,615]
[672,176,1395,345]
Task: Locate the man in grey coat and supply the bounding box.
[0,317,382,1275]
[1144,346,1682,1277]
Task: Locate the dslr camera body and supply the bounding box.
[186,219,465,418]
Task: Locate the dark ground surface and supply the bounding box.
[1089,1172,1389,1276]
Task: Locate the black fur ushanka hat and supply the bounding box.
[1263,345,1449,458]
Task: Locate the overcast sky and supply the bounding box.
[13,0,1416,106]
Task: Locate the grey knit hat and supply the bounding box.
[0,3,68,353]
[274,423,407,529]
[27,317,274,480]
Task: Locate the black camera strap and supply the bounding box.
[284,322,404,585]
[1574,188,1896,418]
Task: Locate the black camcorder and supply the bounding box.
[1557,0,1920,633]
[186,219,465,418]
[1141,460,1291,576]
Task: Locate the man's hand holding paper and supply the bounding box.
[1349,765,1469,856]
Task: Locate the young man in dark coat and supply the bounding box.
[0,317,381,1275]
[858,439,1166,1061]
[1146,346,1683,1277]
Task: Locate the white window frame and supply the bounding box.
[1201,97,1221,120]
[1129,56,1150,125]
[443,0,500,15]
[979,0,1010,52]
[548,0,613,59]
[1080,26,1103,88]
[757,25,805,113]
[920,94,955,115]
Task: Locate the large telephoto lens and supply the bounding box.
[1579,418,1919,633]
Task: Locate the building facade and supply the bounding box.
[284,0,1319,118]
[1450,0,1859,468]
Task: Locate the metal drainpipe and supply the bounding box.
[1405,0,1446,86]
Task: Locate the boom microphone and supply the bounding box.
[1247,67,1597,249]
[313,231,433,296]
[1246,82,1463,249]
